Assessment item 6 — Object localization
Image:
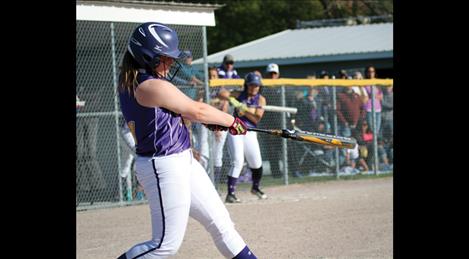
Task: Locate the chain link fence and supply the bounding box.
[206,82,393,191]
[76,21,205,209]
[76,21,393,210]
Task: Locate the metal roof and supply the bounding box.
[194,23,392,67]
[76,0,222,25]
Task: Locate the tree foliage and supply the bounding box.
[171,0,393,54]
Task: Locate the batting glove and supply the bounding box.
[228,117,247,135]
[228,97,247,111]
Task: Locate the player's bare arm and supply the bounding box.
[135,79,234,127]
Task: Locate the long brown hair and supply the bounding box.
[118,51,141,94]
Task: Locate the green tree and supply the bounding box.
[173,0,392,54]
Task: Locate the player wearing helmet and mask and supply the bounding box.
[218,72,267,203]
[117,22,257,259]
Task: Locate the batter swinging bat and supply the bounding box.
[248,128,357,149]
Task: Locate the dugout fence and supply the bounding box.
[77,48,393,210]
[76,20,208,210]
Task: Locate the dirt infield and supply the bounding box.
[77,177,392,258]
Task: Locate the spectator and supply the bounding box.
[180,50,204,86]
[191,89,210,171]
[342,144,361,174]
[377,137,392,171]
[266,63,280,79]
[381,85,393,141]
[364,66,383,134]
[120,123,145,201]
[208,67,230,185]
[172,50,203,100]
[352,71,369,107]
[209,66,219,79]
[217,54,240,79]
[309,119,335,174]
[355,121,373,172]
[380,85,393,170]
[336,87,364,138]
[317,70,333,132]
[263,63,283,178]
[338,69,349,79]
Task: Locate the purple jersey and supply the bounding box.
[217,65,240,79]
[234,91,261,128]
[119,70,191,157]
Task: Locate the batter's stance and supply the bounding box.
[117,22,256,259]
[219,73,267,203]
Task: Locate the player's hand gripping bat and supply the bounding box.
[248,128,357,149]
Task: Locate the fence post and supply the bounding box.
[332,83,340,179]
[110,22,123,204]
[202,26,215,183]
[370,85,379,175]
[281,85,289,185]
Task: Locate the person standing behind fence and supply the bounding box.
[263,63,283,178]
[351,71,369,108]
[172,50,203,100]
[117,22,257,259]
[208,67,230,185]
[317,70,333,132]
[355,121,373,172]
[381,85,393,141]
[380,85,393,168]
[217,54,241,79]
[364,66,383,134]
[219,72,267,203]
[336,86,364,138]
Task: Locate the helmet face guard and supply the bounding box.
[127,22,186,81]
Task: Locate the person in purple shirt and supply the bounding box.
[218,72,268,203]
[116,22,257,259]
[217,54,241,79]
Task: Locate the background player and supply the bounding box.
[219,72,267,203]
[208,67,230,185]
[117,22,257,259]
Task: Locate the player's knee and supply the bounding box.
[231,159,244,170]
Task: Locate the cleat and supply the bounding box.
[225,193,241,203]
[251,188,267,199]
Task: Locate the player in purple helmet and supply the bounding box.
[219,72,268,203]
[117,22,257,259]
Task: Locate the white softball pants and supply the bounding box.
[213,130,228,167]
[227,131,263,178]
[122,149,246,259]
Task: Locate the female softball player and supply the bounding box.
[117,22,257,259]
[209,67,230,185]
[219,72,267,203]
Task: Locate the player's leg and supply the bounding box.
[226,134,245,203]
[118,150,192,258]
[243,132,266,199]
[213,130,228,185]
[198,125,210,171]
[188,157,257,259]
